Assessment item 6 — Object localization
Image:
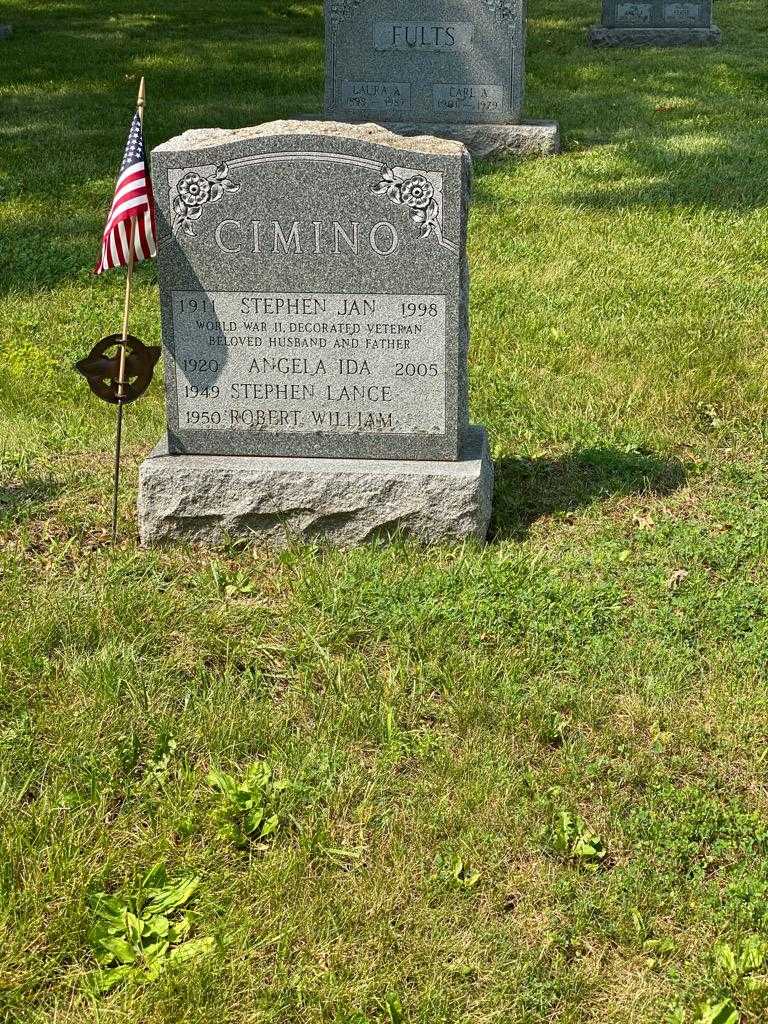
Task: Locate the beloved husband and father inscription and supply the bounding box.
[138,121,492,547]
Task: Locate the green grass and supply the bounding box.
[2,1,768,1021]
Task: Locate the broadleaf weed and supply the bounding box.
[208,761,289,849]
[86,861,214,993]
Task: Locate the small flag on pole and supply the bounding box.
[76,78,160,547]
[94,110,156,274]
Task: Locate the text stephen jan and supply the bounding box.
[240,296,375,317]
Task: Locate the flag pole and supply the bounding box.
[111,76,145,546]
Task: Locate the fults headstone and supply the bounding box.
[138,121,492,548]
[325,1,559,159]
[588,0,721,45]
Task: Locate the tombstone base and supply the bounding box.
[587,25,721,46]
[388,120,561,159]
[138,426,493,549]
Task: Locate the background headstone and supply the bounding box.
[324,1,559,159]
[139,121,492,547]
[589,0,721,45]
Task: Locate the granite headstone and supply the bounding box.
[325,1,559,159]
[588,0,720,45]
[150,121,469,462]
[138,121,492,547]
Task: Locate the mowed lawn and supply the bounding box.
[2,1,768,1022]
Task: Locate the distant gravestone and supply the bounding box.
[138,121,492,547]
[588,0,721,45]
[324,0,559,159]
[0,25,12,39]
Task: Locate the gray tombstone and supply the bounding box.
[588,0,721,45]
[324,1,559,159]
[138,120,492,548]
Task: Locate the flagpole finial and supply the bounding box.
[137,76,145,110]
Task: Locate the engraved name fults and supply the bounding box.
[372,21,476,50]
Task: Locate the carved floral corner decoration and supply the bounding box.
[171,163,240,236]
[371,166,456,253]
[328,0,362,28]
[483,0,516,16]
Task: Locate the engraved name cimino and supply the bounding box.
[212,218,402,257]
[169,158,459,256]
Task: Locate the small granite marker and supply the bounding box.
[588,0,721,45]
[325,0,559,159]
[138,120,492,548]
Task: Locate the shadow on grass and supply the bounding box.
[0,479,63,526]
[0,0,325,295]
[491,446,688,541]
[3,0,767,298]
[482,1,768,214]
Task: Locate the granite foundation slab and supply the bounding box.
[138,426,493,549]
[387,119,560,159]
[587,25,720,45]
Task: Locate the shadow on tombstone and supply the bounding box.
[490,445,688,541]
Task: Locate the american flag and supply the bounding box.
[94,110,156,274]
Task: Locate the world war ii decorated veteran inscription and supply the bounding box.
[150,121,470,461]
[325,0,525,126]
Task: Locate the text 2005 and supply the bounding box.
[395,363,439,378]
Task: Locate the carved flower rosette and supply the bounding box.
[483,0,515,16]
[171,163,240,236]
[328,0,362,28]
[371,167,444,245]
